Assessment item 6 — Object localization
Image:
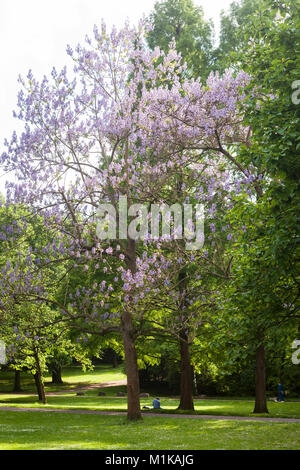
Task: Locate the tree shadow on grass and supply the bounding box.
[0,410,299,450]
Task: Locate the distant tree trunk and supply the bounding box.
[33,350,46,404]
[178,332,194,410]
[51,364,63,384]
[193,367,198,396]
[13,370,21,392]
[253,340,268,413]
[112,351,118,369]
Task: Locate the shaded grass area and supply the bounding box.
[0,409,299,450]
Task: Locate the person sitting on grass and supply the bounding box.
[152,397,161,409]
[142,397,162,410]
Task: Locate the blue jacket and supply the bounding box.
[153,399,161,409]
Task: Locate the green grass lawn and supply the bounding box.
[1,365,300,450]
[1,393,300,419]
[0,364,126,393]
[1,365,300,419]
[0,409,299,450]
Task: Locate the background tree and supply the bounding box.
[213,0,261,73]
[147,0,214,81]
[212,0,300,412]
[0,206,92,402]
[240,0,300,410]
[1,21,253,418]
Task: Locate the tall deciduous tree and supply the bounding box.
[214,0,261,73]
[216,0,300,413]
[1,21,252,419]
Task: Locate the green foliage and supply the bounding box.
[1,1,300,401]
[0,205,92,381]
[214,0,262,73]
[147,0,214,80]
[240,0,300,183]
[209,0,300,392]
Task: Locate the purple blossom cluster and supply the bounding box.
[0,20,263,338]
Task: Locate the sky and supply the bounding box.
[0,0,234,193]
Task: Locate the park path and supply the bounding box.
[2,379,128,396]
[0,405,300,423]
[46,379,127,395]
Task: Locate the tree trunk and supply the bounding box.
[193,367,198,396]
[51,364,63,384]
[178,332,194,410]
[177,262,194,410]
[253,341,268,413]
[33,351,46,404]
[122,311,141,420]
[13,369,22,392]
[122,239,141,420]
[112,351,118,369]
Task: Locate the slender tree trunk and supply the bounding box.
[112,351,118,369]
[253,340,268,413]
[33,350,46,404]
[193,367,198,396]
[122,239,141,420]
[34,373,43,401]
[51,364,63,384]
[178,332,194,410]
[12,369,22,392]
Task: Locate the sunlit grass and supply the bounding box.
[45,364,126,385]
[0,409,299,450]
[1,365,300,450]
[0,365,126,393]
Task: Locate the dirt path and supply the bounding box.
[0,405,300,423]
[46,379,127,395]
[3,379,127,396]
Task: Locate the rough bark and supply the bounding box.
[177,264,194,410]
[178,332,194,410]
[122,311,141,420]
[253,341,268,413]
[122,239,141,420]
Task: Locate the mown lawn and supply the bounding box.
[0,365,126,393]
[1,365,300,420]
[0,409,299,450]
[1,365,300,450]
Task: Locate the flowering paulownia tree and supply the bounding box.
[1,20,252,419]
